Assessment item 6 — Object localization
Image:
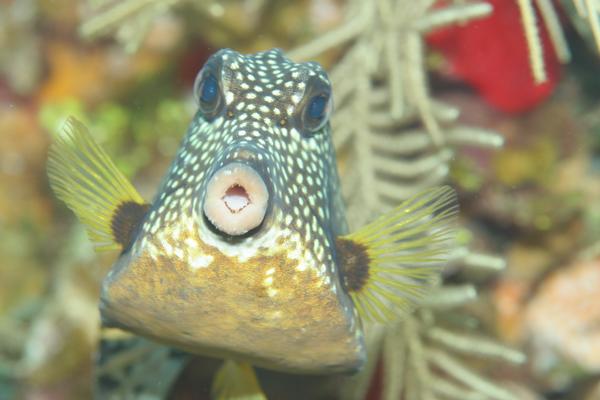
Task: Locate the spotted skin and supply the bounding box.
[100,49,365,374]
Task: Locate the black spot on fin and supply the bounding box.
[336,237,370,293]
[339,186,459,322]
[47,117,147,251]
[111,201,150,249]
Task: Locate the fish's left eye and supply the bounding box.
[200,75,218,103]
[194,69,223,120]
[301,93,332,133]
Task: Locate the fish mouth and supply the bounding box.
[202,146,272,237]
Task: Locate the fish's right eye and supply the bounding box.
[194,70,223,120]
[300,92,332,134]
[200,75,218,103]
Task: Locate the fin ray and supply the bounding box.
[212,360,266,400]
[339,186,458,322]
[350,189,455,242]
[47,117,147,251]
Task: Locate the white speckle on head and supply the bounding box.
[225,91,235,105]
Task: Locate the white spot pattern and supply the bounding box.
[135,49,350,306]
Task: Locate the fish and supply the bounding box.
[47,48,458,399]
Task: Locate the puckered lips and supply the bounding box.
[203,162,269,236]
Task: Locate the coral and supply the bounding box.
[79,0,185,53]
[504,0,600,85]
[342,275,526,400]
[564,0,600,53]
[77,0,600,87]
[427,0,561,113]
[525,257,600,372]
[517,0,570,83]
[95,334,188,399]
[288,0,502,219]
[77,0,320,54]
[3,225,104,399]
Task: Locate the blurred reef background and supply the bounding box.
[3,0,600,399]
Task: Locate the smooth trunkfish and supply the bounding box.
[47,48,458,399]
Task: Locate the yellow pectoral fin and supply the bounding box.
[338,186,459,323]
[212,360,267,400]
[47,117,148,252]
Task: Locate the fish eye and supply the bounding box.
[301,93,332,134]
[194,70,222,119]
[201,75,218,103]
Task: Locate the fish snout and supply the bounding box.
[203,162,269,236]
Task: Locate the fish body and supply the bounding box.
[47,49,458,396]
[101,49,363,374]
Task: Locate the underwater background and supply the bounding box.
[2,0,600,399]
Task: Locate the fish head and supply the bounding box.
[99,49,365,374]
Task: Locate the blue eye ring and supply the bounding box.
[302,93,332,133]
[194,69,222,119]
[200,74,219,104]
[308,95,328,120]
